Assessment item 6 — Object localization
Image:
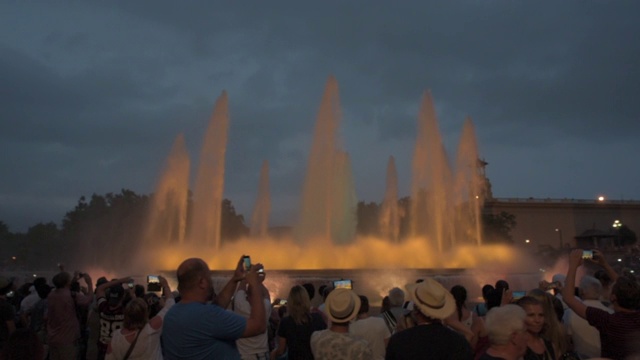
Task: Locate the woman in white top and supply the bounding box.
[106,276,174,360]
[445,284,487,350]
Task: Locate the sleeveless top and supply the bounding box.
[523,338,556,360]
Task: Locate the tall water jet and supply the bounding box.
[190,91,230,249]
[454,118,485,245]
[250,160,271,238]
[296,76,356,244]
[330,151,358,244]
[410,92,454,252]
[379,156,400,242]
[143,134,190,246]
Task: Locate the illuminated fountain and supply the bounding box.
[137,75,540,300]
[249,160,270,239]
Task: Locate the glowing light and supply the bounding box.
[598,196,605,202]
[618,258,622,262]
[11,256,16,260]
[525,239,530,243]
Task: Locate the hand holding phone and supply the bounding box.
[582,250,594,260]
[147,275,161,292]
[243,256,251,271]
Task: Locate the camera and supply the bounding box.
[147,275,161,292]
[242,256,251,271]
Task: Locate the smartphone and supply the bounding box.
[257,268,265,276]
[582,250,594,260]
[279,299,288,306]
[512,291,526,300]
[127,281,134,289]
[243,256,251,271]
[147,275,161,292]
[333,279,353,289]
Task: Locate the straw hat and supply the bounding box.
[325,288,361,324]
[406,278,455,320]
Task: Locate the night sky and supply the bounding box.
[2,1,639,231]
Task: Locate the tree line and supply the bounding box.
[0,190,518,270]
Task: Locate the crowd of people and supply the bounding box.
[0,248,638,360]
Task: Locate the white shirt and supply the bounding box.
[20,287,40,314]
[105,298,175,360]
[349,316,391,360]
[563,298,613,359]
[233,289,272,357]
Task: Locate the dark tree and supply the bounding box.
[482,211,517,244]
[61,189,149,269]
[356,201,380,236]
[220,199,249,241]
[616,225,637,246]
[24,222,60,267]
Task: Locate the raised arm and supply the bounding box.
[562,249,588,319]
[241,264,267,338]
[75,272,94,306]
[233,280,251,315]
[96,277,133,299]
[160,275,173,299]
[214,256,245,308]
[592,249,619,283]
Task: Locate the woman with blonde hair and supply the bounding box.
[106,276,174,360]
[517,296,558,360]
[270,285,326,360]
[527,289,567,358]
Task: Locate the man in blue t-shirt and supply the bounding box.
[162,256,266,360]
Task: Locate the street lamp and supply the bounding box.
[555,229,563,249]
[613,220,622,248]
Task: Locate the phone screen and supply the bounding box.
[333,279,353,289]
[243,256,251,271]
[512,291,526,299]
[582,250,593,260]
[147,275,161,292]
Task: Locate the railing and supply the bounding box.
[490,197,640,205]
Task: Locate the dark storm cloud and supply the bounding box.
[1,1,639,230]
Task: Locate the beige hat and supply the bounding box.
[325,288,361,324]
[406,278,455,320]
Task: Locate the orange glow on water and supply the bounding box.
[137,235,535,273]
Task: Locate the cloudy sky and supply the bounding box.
[1,1,639,232]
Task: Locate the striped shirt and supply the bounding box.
[586,307,640,359]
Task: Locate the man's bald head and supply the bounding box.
[177,258,210,294]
